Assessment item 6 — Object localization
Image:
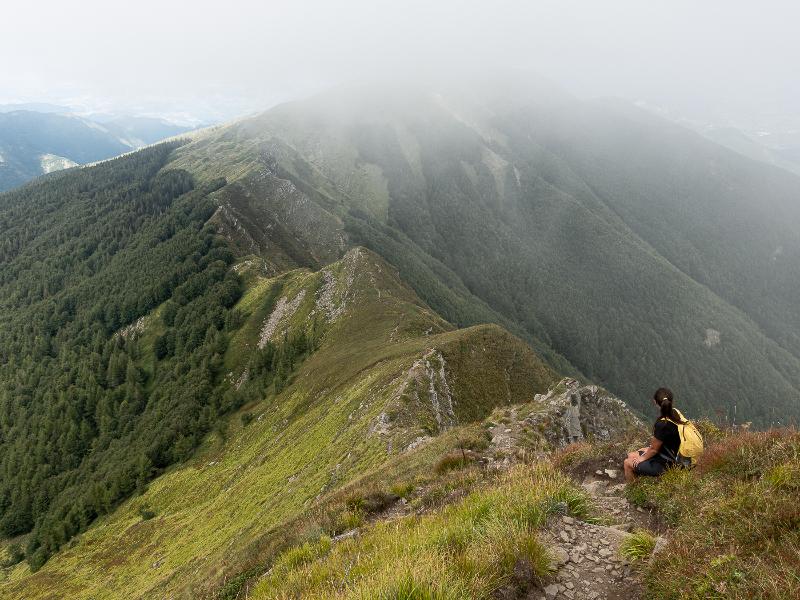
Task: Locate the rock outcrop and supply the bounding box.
[486,379,645,463]
[527,379,644,448]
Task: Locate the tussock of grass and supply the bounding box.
[434,451,477,474]
[137,506,156,521]
[455,428,492,452]
[390,482,415,499]
[552,423,648,474]
[765,462,800,490]
[551,441,598,469]
[627,429,800,599]
[619,530,656,562]
[271,537,332,577]
[345,490,398,516]
[410,473,475,512]
[251,463,587,599]
[543,484,594,522]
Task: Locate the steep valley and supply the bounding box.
[166,83,800,425]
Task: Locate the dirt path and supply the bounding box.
[489,408,519,457]
[529,473,657,600]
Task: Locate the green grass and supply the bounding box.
[250,463,583,600]
[619,530,656,562]
[549,423,800,598]
[390,482,416,499]
[626,428,800,599]
[434,452,477,474]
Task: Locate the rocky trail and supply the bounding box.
[357,465,659,600]
[531,471,660,600]
[343,381,662,600]
[478,381,663,599]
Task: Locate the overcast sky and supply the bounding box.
[1,0,798,127]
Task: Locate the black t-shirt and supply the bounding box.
[653,419,681,460]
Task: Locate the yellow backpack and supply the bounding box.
[661,408,704,466]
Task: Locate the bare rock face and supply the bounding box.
[258,290,307,348]
[704,328,721,347]
[315,248,367,323]
[207,156,347,273]
[526,379,644,448]
[115,315,151,341]
[370,347,456,445]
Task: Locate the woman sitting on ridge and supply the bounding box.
[623,387,683,483]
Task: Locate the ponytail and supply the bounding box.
[654,387,683,423]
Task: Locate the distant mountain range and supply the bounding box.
[633,102,800,177]
[0,108,194,191]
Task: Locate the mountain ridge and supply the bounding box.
[0,245,563,598]
[167,83,800,424]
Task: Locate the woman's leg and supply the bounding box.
[623,456,636,482]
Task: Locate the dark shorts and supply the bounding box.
[634,458,668,477]
[634,449,670,477]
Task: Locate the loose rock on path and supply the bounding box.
[529,473,658,600]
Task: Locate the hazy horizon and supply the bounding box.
[2,1,799,130]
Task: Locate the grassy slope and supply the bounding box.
[627,427,800,599]
[0,248,557,599]
[267,414,799,600]
[554,422,800,600]
[252,424,800,600]
[251,463,587,600]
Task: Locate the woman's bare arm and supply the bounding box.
[633,437,662,466]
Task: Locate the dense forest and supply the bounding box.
[0,144,283,569]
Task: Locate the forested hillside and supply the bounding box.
[0,143,247,569]
[1,243,559,598]
[169,80,800,425]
